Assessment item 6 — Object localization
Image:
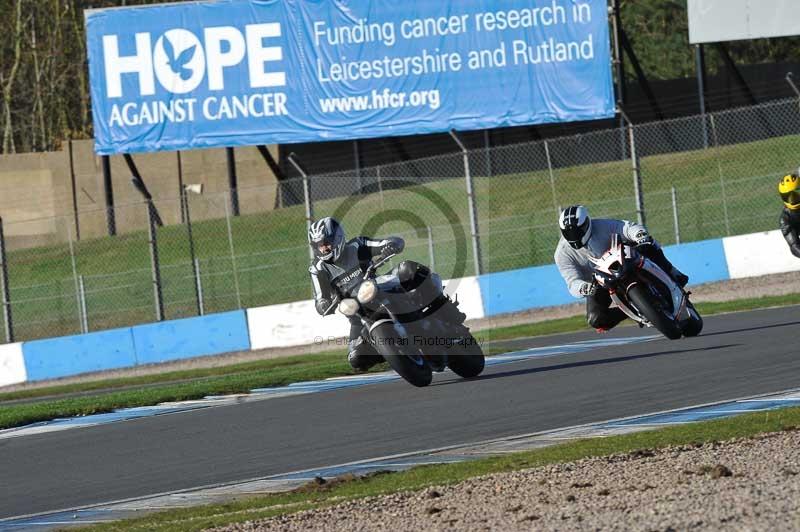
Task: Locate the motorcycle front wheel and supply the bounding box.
[627,283,683,340]
[371,322,433,387]
[681,300,703,337]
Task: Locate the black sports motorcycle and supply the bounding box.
[333,254,485,387]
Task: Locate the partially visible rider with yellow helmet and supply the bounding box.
[778,172,800,258]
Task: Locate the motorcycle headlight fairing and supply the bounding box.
[357,280,377,304]
[338,298,359,316]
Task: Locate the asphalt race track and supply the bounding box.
[2,305,799,519]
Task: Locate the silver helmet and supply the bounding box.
[308,217,345,262]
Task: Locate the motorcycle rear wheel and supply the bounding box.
[627,284,683,340]
[447,332,485,379]
[371,322,433,387]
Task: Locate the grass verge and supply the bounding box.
[73,405,800,532]
[1,293,798,430]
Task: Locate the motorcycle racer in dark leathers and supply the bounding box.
[308,217,462,371]
[778,173,800,258]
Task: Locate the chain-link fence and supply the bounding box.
[1,97,800,343]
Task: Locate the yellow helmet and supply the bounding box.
[779,173,800,210]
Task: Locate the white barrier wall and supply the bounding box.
[722,230,800,279]
[443,276,485,321]
[0,342,26,387]
[247,300,351,350]
[247,277,485,350]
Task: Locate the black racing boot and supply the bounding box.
[347,337,384,372]
[347,351,383,372]
[669,267,689,288]
[639,244,689,288]
[436,295,466,325]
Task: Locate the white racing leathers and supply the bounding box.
[554,219,651,298]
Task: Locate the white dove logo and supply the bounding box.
[153,30,206,94]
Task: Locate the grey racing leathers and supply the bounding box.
[309,236,404,370]
[554,218,682,330]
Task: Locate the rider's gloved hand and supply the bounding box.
[633,229,654,247]
[318,295,340,315]
[380,241,399,257]
[579,281,597,297]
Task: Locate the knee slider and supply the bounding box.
[587,312,603,329]
[348,337,380,370]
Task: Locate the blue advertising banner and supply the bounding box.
[86,0,615,154]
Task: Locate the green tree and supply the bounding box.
[621,0,800,81]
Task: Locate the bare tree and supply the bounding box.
[31,11,47,150]
[1,0,24,154]
[69,1,90,138]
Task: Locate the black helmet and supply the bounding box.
[308,217,345,262]
[559,205,592,249]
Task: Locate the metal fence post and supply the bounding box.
[288,153,315,261]
[787,73,800,110]
[302,174,313,226]
[449,130,483,276]
[177,150,186,223]
[709,113,732,236]
[426,226,436,271]
[226,147,240,217]
[181,188,202,316]
[695,45,710,149]
[377,165,385,210]
[223,195,243,309]
[544,140,560,215]
[483,129,493,177]
[0,218,13,343]
[101,155,117,236]
[671,186,681,244]
[146,202,165,321]
[194,257,205,316]
[353,140,363,193]
[78,274,89,333]
[68,140,81,241]
[625,119,646,226]
[67,220,83,333]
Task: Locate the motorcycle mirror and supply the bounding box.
[365,253,396,279]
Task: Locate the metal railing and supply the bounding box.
[1,96,799,342]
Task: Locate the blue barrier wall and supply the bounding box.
[21,311,251,382]
[478,237,730,317]
[15,237,733,383]
[479,264,573,316]
[23,328,137,381]
[132,311,251,365]
[661,239,729,286]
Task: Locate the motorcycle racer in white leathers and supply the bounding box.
[554,205,689,332]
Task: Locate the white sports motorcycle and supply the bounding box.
[590,234,703,340]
